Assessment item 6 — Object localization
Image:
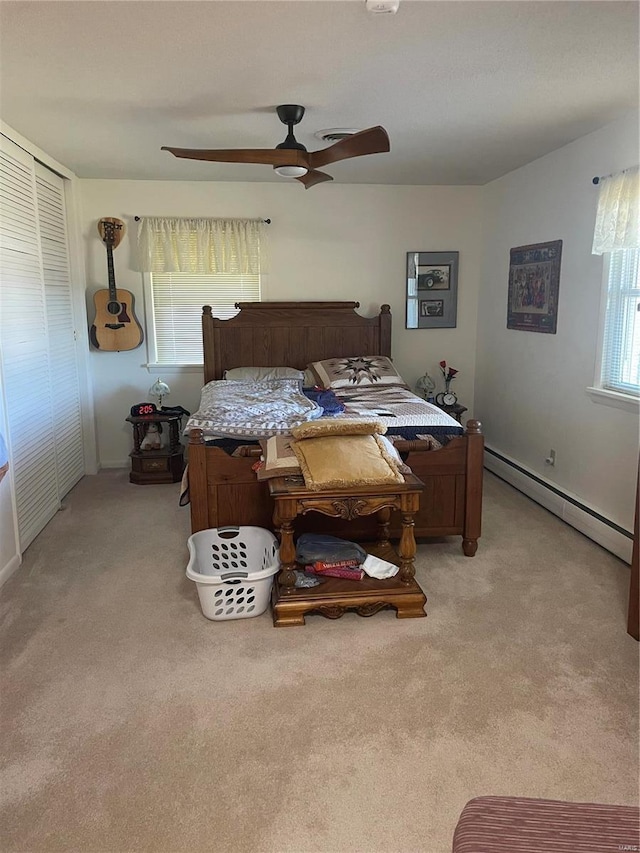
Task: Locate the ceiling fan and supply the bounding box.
[161,104,390,189]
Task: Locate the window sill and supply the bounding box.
[586,386,639,413]
[143,364,203,374]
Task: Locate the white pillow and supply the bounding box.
[303,368,318,387]
[224,366,304,382]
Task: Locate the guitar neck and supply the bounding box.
[105,241,117,300]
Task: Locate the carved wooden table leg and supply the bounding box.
[398,511,417,585]
[376,506,391,550]
[275,508,297,593]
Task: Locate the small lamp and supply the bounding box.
[415,372,436,401]
[149,378,170,410]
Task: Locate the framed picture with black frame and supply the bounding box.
[507,240,562,333]
[406,251,459,329]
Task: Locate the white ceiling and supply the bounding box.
[0,0,638,186]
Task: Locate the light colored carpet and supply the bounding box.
[1,470,637,853]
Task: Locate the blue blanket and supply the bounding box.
[302,388,345,416]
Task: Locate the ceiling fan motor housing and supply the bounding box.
[276,104,305,126]
[275,104,308,152]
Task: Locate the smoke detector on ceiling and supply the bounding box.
[365,0,400,14]
[314,128,361,143]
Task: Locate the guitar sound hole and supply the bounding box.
[107,301,121,315]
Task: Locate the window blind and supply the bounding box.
[144,217,264,364]
[601,248,640,395]
[150,272,260,364]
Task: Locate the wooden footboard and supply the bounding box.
[188,420,483,555]
[395,419,483,555]
[187,430,271,532]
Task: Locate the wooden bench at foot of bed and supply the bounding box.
[187,419,483,555]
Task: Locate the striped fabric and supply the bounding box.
[452,796,640,853]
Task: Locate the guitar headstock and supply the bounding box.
[98,217,125,249]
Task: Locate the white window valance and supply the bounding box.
[135,217,266,274]
[592,166,640,255]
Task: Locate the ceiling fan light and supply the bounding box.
[274,165,308,178]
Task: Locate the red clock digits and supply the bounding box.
[130,403,157,417]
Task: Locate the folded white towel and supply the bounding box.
[362,553,399,579]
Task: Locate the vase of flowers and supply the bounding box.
[439,360,459,394]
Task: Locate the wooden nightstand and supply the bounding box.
[126,411,185,484]
[435,402,467,423]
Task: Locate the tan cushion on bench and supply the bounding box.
[291,433,404,491]
[290,418,386,440]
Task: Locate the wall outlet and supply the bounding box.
[365,0,400,13]
[545,449,556,466]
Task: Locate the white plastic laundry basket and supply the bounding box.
[186,526,280,621]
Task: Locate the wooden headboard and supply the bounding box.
[202,301,392,384]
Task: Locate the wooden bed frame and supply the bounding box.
[187,301,483,555]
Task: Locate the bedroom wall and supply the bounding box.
[475,111,639,534]
[80,181,483,467]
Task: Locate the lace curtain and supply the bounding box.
[135,217,266,274]
[592,166,640,255]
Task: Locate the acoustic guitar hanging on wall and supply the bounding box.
[90,218,144,351]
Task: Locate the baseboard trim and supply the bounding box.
[0,553,22,589]
[485,446,633,564]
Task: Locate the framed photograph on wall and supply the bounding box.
[406,251,458,329]
[420,299,444,317]
[507,240,562,333]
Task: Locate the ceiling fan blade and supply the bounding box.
[309,126,390,169]
[161,146,310,168]
[296,170,334,189]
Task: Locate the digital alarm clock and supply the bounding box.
[130,402,157,417]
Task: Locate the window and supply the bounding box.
[136,217,266,366]
[590,166,639,405]
[147,272,261,365]
[599,249,640,396]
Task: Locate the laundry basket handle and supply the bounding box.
[217,526,240,539]
[221,571,249,581]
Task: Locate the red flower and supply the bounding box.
[440,360,459,383]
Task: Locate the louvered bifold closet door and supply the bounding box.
[0,136,59,550]
[35,163,84,497]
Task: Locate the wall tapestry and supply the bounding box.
[507,240,562,333]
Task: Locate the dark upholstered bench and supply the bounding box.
[452,796,640,853]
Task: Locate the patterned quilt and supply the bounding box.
[185,379,463,440]
[334,385,464,438]
[184,379,322,438]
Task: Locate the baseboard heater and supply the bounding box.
[484,446,633,564]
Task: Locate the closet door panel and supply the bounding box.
[35,163,84,498]
[0,136,59,551]
[0,249,46,344]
